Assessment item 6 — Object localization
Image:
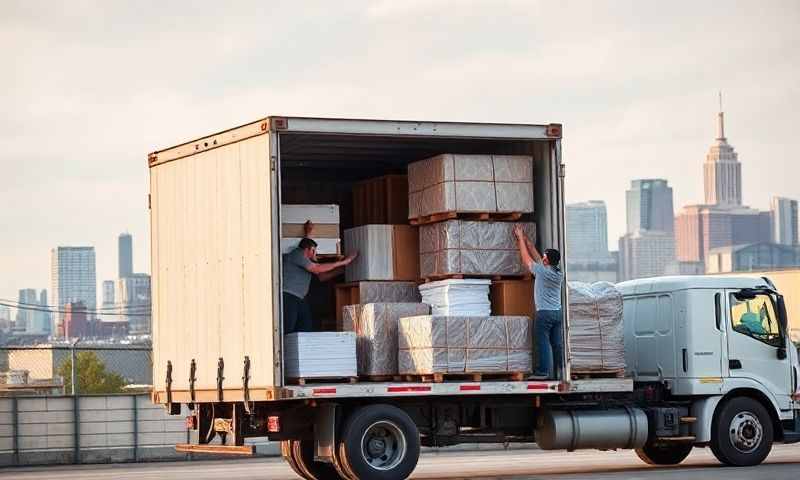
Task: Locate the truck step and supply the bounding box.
[680,416,698,424]
[656,436,696,443]
[176,444,255,455]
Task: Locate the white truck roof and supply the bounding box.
[616,275,774,296]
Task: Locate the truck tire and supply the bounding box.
[282,440,305,478]
[339,404,420,480]
[635,442,693,465]
[291,439,347,480]
[710,397,773,467]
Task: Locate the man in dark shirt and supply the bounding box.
[282,221,357,334]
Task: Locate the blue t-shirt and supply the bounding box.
[530,261,564,311]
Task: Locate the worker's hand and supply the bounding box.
[304,220,315,237]
[344,251,359,265]
[513,223,525,240]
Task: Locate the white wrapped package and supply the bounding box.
[418,279,491,316]
[349,303,430,376]
[419,221,536,277]
[567,281,626,372]
[407,154,534,219]
[343,225,418,282]
[398,315,532,375]
[281,238,340,255]
[284,332,357,379]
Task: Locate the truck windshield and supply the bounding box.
[730,293,782,347]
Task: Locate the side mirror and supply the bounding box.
[777,295,789,332]
[778,347,787,360]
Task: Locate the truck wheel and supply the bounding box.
[635,442,693,465]
[339,404,420,480]
[291,439,346,480]
[710,397,773,466]
[282,440,305,478]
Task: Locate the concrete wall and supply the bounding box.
[0,394,276,466]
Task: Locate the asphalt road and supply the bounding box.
[2,444,798,480]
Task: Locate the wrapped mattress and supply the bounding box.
[398,315,532,375]
[567,281,625,372]
[345,303,430,376]
[419,220,536,277]
[408,154,534,219]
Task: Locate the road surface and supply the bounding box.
[2,444,799,479]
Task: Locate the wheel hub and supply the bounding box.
[729,411,763,453]
[368,437,386,456]
[360,420,407,471]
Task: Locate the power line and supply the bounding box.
[0,302,152,317]
[0,298,151,311]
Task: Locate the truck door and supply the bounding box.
[725,289,793,411]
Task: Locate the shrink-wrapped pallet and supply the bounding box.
[418,279,491,316]
[284,332,357,379]
[398,315,532,375]
[343,225,419,282]
[407,154,534,219]
[567,281,625,372]
[335,281,421,323]
[346,303,430,376]
[419,221,536,277]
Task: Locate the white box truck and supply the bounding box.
[148,116,799,479]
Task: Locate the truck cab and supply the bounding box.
[618,275,800,466]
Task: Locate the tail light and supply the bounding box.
[186,415,198,430]
[268,416,281,433]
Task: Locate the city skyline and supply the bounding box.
[2,2,799,302]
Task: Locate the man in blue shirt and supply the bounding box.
[513,224,564,380]
[283,221,357,334]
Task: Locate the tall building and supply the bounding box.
[14,288,38,332]
[771,196,799,246]
[703,97,742,206]
[102,280,116,308]
[619,231,676,281]
[706,243,800,274]
[675,205,770,265]
[567,201,611,260]
[51,246,97,335]
[0,305,11,332]
[33,289,51,335]
[63,302,88,339]
[117,273,151,335]
[118,232,133,278]
[626,179,674,233]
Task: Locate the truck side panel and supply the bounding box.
[151,134,274,396]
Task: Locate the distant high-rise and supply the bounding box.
[15,288,38,332]
[34,289,51,335]
[567,201,611,260]
[0,305,11,332]
[118,233,133,278]
[626,179,674,233]
[703,96,742,206]
[117,273,151,335]
[102,280,115,308]
[619,231,676,281]
[51,246,97,334]
[771,197,798,246]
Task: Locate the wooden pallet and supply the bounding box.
[400,372,526,383]
[360,375,404,383]
[287,376,358,386]
[422,273,531,283]
[570,369,626,380]
[410,211,523,226]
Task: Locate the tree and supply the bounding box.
[58,351,127,394]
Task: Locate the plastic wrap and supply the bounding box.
[567,281,626,371]
[418,278,491,316]
[348,303,430,376]
[284,332,357,378]
[419,221,536,277]
[407,154,534,219]
[398,315,532,375]
[358,281,421,303]
[343,225,418,282]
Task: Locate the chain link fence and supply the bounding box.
[0,345,152,396]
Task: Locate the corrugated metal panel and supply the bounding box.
[151,134,273,393]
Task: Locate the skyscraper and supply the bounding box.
[703,96,742,206]
[51,246,97,334]
[119,232,133,278]
[626,179,674,233]
[34,289,51,335]
[567,201,611,260]
[771,196,799,246]
[102,280,115,308]
[618,231,676,281]
[15,288,38,332]
[117,273,151,335]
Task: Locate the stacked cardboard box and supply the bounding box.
[419,220,536,277]
[398,315,533,375]
[490,279,534,317]
[353,174,409,226]
[407,154,534,219]
[343,225,419,282]
[281,204,341,255]
[284,332,357,379]
[334,281,421,324]
[343,303,431,376]
[567,281,625,372]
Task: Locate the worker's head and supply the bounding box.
[298,237,318,261]
[543,248,561,268]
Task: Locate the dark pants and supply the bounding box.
[534,309,563,378]
[283,292,312,334]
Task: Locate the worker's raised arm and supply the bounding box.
[525,236,543,264]
[305,252,358,276]
[513,224,537,269]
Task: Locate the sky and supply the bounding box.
[2,0,799,305]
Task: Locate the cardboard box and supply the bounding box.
[344,225,419,282]
[334,281,421,322]
[490,279,534,317]
[353,174,409,226]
